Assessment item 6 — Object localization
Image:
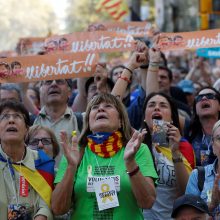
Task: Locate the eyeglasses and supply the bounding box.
[28,138,52,147]
[0,113,24,121]
[195,93,217,103]
[213,136,220,143]
[43,79,66,86]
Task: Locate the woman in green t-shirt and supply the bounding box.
[51,93,158,220]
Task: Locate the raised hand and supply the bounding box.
[127,51,147,70]
[166,123,181,152]
[136,40,149,64]
[60,130,80,168]
[148,47,161,63]
[124,129,147,163]
[94,63,109,93]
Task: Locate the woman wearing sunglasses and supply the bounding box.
[186,87,220,166]
[26,125,60,167]
[186,119,220,218]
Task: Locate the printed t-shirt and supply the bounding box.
[55,143,158,220]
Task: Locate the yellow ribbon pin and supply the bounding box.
[72,130,77,137]
[101,183,113,203]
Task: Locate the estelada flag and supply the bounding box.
[96,0,129,21]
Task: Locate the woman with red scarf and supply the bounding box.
[52,93,158,220]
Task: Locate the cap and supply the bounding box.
[171,194,210,218]
[177,80,195,94]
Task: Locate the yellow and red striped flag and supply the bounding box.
[96,0,129,21]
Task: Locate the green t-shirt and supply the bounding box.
[55,143,158,220]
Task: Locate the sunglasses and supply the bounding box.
[195,93,217,103]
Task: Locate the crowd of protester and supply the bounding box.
[0,23,220,220]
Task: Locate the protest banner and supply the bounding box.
[103,21,154,37]
[44,31,135,54]
[17,37,46,55]
[0,52,98,83]
[158,29,220,51]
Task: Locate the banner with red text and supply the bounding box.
[0,52,98,83]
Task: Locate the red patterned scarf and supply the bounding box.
[87,131,123,158]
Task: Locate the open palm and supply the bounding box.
[60,131,80,168]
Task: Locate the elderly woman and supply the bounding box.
[186,119,220,218]
[0,100,54,219]
[142,92,195,220]
[52,93,158,219]
[26,125,59,166]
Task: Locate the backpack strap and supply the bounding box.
[196,166,205,192]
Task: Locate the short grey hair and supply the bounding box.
[0,83,21,101]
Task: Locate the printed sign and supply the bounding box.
[152,119,169,147]
[44,31,135,54]
[104,21,154,37]
[196,47,220,58]
[158,29,220,51]
[94,178,119,211]
[87,175,120,192]
[17,37,46,55]
[0,52,98,83]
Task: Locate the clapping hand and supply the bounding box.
[124,129,147,163]
[60,130,80,168]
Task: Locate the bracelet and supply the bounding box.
[126,165,140,177]
[172,157,183,163]
[119,76,131,83]
[148,68,159,73]
[149,62,160,67]
[140,64,149,69]
[124,67,133,75]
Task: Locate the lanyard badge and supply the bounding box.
[94,178,119,211]
[19,175,29,197]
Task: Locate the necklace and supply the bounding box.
[94,155,113,177]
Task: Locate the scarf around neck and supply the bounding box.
[87,131,123,158]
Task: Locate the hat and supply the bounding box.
[178,80,195,94]
[171,194,209,218]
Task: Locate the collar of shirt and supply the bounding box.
[206,158,218,177]
[39,106,72,119]
[0,145,36,171]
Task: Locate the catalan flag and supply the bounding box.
[96,0,129,21]
[155,138,196,174]
[0,150,55,207]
